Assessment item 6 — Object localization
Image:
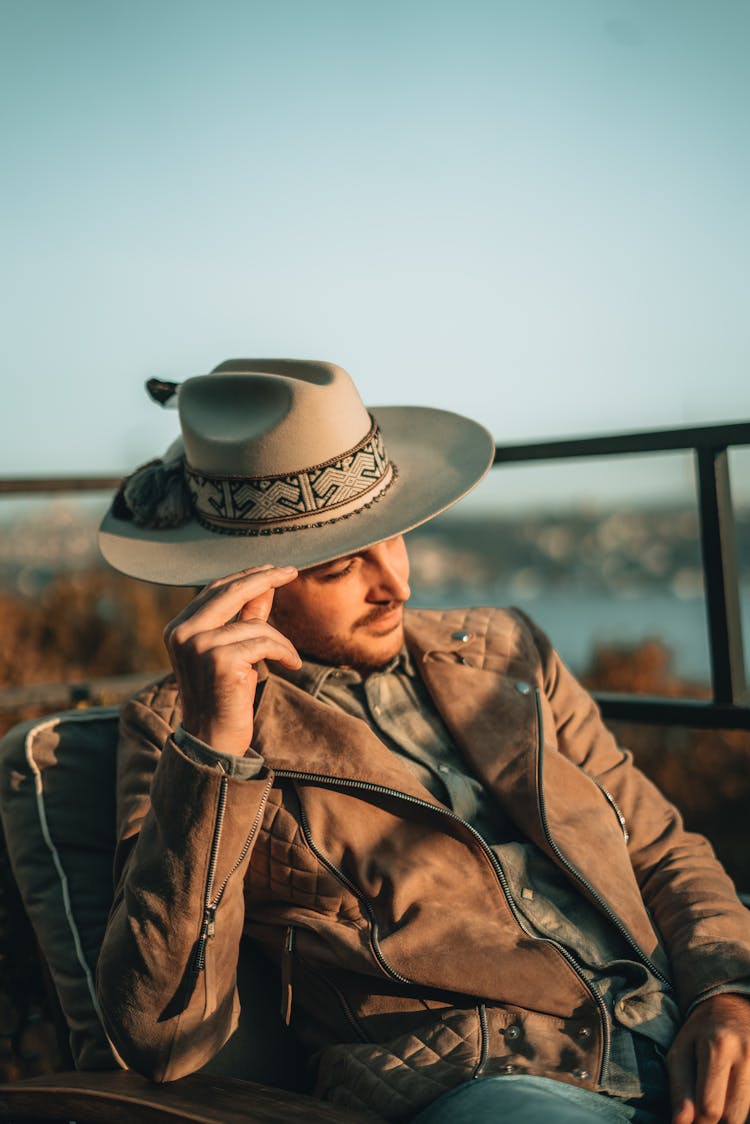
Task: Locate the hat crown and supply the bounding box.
[179,360,371,477]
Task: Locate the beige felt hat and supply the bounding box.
[99,359,495,586]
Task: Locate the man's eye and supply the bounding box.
[323,561,355,580]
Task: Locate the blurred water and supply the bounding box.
[409,583,750,687]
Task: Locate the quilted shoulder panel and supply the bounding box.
[128,673,182,729]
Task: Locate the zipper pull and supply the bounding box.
[280,925,295,1026]
[195,906,217,973]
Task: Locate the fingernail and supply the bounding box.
[282,565,297,572]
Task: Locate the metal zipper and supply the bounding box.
[193,771,228,974]
[274,765,618,1081]
[472,1003,489,1078]
[194,770,273,974]
[588,775,629,843]
[532,687,675,1080]
[532,688,669,986]
[295,798,415,985]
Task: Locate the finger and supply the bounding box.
[212,633,303,671]
[669,1038,697,1124]
[166,566,298,639]
[237,585,277,626]
[693,1040,731,1124]
[723,1061,750,1124]
[190,620,301,667]
[166,565,275,631]
[672,1101,695,1124]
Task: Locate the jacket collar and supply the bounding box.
[252,671,445,810]
[253,608,543,838]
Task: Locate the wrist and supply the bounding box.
[179,718,252,758]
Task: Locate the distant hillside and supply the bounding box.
[408,506,750,599]
[0,501,748,601]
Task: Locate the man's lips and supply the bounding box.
[356,603,405,630]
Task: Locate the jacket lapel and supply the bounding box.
[405,610,661,957]
[404,610,550,851]
[252,673,446,810]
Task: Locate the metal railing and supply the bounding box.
[1,417,749,728]
[494,419,749,729]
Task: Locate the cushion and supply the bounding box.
[0,708,120,1070]
[0,708,304,1087]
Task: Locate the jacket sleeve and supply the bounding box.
[96,685,274,1082]
[523,611,750,1014]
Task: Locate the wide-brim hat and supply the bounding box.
[99,359,495,586]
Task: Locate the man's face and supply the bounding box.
[269,535,411,674]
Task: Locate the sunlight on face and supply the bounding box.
[269,536,411,674]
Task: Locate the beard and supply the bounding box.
[270,601,405,676]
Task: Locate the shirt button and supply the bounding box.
[438,764,450,774]
[451,630,472,643]
[514,680,531,695]
[576,1027,592,1040]
[571,1068,590,1081]
[504,1024,521,1041]
[500,1063,517,1074]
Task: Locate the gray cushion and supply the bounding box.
[0,708,120,1070]
[0,708,304,1088]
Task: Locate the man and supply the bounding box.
[97,359,750,1124]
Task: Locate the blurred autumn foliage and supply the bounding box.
[0,571,190,1079]
[0,570,190,739]
[0,570,748,1080]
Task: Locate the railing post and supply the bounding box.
[695,447,747,705]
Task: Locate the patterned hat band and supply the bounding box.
[185,417,397,536]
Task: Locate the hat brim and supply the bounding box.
[98,406,495,586]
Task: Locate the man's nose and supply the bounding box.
[366,542,411,602]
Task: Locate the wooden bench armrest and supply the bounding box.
[0,1070,376,1123]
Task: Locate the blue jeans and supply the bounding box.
[411,1075,669,1124]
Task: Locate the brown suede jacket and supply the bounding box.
[96,607,750,1122]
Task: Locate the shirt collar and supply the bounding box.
[274,645,415,698]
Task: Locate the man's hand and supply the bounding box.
[163,564,302,757]
[668,993,750,1124]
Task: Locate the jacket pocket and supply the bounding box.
[280,924,370,1043]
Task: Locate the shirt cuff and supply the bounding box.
[173,725,265,780]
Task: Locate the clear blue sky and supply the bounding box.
[2,0,749,508]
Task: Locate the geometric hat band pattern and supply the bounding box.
[185,416,397,536]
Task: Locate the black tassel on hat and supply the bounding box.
[111,448,192,529]
[120,448,193,528]
[110,378,191,528]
